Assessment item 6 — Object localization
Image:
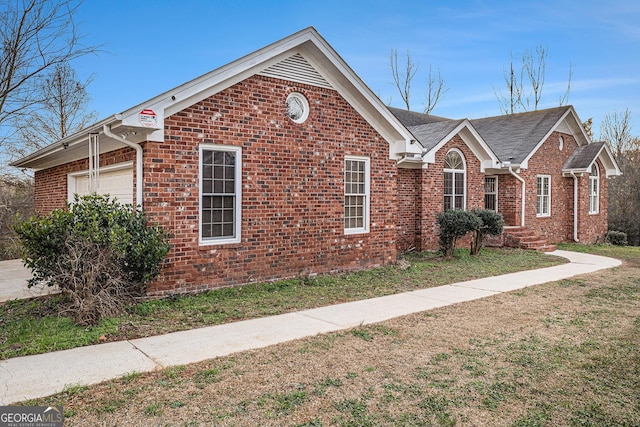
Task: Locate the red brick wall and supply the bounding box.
[145,75,398,295]
[520,132,608,244]
[34,148,135,214]
[576,158,608,243]
[417,136,486,251]
[396,168,421,252]
[497,174,522,226]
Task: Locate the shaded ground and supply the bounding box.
[26,249,640,426]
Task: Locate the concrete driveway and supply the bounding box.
[0,259,57,303]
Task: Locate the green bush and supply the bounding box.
[437,209,482,258]
[13,195,171,325]
[606,230,628,246]
[470,209,504,256]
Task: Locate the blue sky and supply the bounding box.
[72,0,640,138]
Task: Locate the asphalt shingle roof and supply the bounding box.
[563,141,605,170]
[388,107,450,127]
[470,107,571,164]
[407,120,465,151]
[390,106,573,164]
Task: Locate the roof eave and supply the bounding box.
[10,115,122,169]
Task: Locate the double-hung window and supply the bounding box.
[200,145,242,245]
[444,150,465,210]
[344,156,370,234]
[536,175,551,217]
[589,164,599,214]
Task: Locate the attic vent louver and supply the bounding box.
[258,53,333,89]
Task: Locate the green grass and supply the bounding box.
[0,248,564,360]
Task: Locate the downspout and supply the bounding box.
[569,172,579,242]
[508,166,526,227]
[103,125,143,209]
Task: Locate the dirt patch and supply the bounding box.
[33,264,640,426]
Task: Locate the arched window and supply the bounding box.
[589,163,599,214]
[443,149,465,210]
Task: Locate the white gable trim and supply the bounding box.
[562,143,622,178]
[115,27,420,158]
[13,27,420,170]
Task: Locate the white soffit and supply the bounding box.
[258,53,333,89]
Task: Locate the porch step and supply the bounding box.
[503,227,557,252]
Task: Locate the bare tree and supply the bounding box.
[13,62,97,154]
[600,109,634,155]
[495,45,571,114]
[0,0,97,153]
[423,65,448,114]
[390,48,418,110]
[600,109,640,245]
[494,55,523,115]
[521,45,547,110]
[559,62,573,106]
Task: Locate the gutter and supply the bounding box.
[103,125,143,209]
[508,166,526,227]
[569,172,579,242]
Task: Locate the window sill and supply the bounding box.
[199,238,242,247]
[344,229,369,236]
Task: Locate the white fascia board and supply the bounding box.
[117,26,417,152]
[520,106,589,169]
[10,115,122,169]
[117,32,320,139]
[598,143,622,177]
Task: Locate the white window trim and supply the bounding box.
[344,155,370,235]
[485,175,498,211]
[589,164,600,215]
[536,174,551,217]
[443,148,467,210]
[67,161,134,203]
[199,144,242,246]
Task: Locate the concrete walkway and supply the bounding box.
[0,250,621,404]
[0,259,58,303]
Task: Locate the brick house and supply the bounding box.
[11,27,620,295]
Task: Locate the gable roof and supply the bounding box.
[470,106,586,166]
[563,141,621,177]
[12,27,420,170]
[408,119,465,151]
[391,105,608,172]
[389,108,500,171]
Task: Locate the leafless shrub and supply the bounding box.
[54,237,134,326]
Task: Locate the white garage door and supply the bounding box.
[69,163,134,205]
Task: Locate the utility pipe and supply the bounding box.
[103,125,143,209]
[569,171,579,242]
[508,166,526,227]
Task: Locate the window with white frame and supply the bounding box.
[589,163,600,214]
[344,156,370,233]
[536,175,551,217]
[444,149,465,210]
[200,145,242,244]
[484,176,498,211]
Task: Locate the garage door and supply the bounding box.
[70,163,134,205]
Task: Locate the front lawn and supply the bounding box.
[21,244,640,426]
[0,248,563,359]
